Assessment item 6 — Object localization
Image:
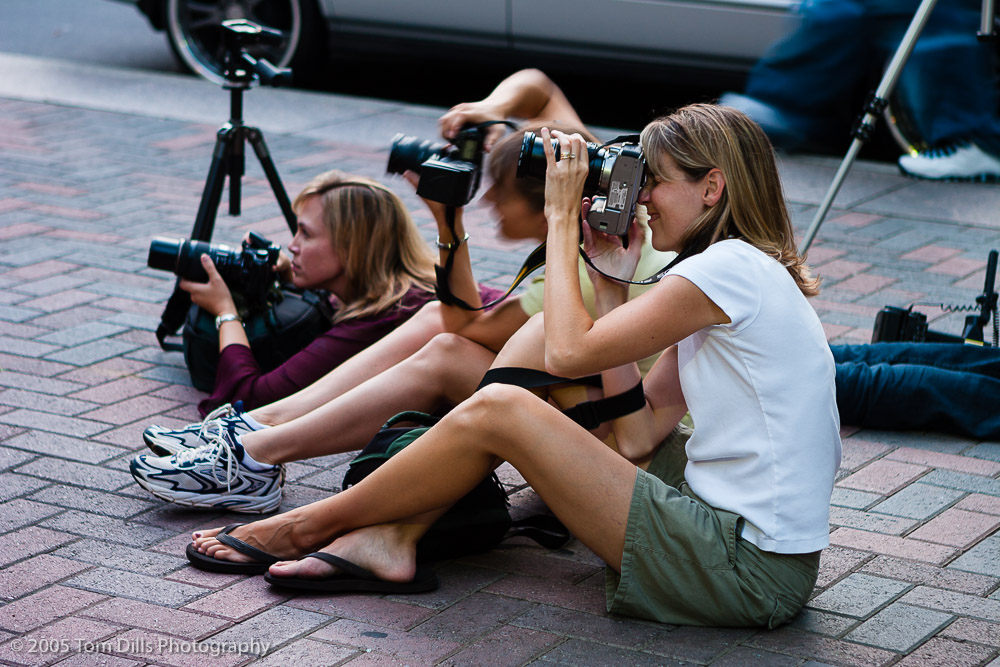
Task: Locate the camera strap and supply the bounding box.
[155,279,192,351]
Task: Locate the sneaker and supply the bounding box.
[130,429,284,514]
[142,402,261,457]
[898,143,1000,182]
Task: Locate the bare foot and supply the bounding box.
[190,514,313,564]
[268,523,419,583]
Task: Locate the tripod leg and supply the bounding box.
[193,124,236,241]
[246,127,297,235]
[228,126,245,217]
[799,0,940,253]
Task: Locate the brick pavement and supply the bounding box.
[0,55,999,666]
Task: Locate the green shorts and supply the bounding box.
[606,424,820,628]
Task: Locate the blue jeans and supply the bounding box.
[833,342,1000,439]
[745,0,1000,155]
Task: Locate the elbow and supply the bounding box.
[544,343,581,378]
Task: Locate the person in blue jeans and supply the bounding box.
[721,0,1000,181]
[833,342,1000,439]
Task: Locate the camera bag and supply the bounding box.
[343,411,571,563]
[182,286,335,392]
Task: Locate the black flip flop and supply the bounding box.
[185,524,281,575]
[263,552,438,594]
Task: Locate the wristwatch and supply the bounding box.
[215,312,242,330]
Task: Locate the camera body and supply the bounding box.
[516,132,645,237]
[147,231,280,305]
[387,126,487,207]
[871,306,928,343]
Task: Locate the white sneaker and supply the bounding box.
[898,143,1000,182]
[130,429,284,514]
[142,402,261,456]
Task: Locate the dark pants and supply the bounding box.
[833,342,1000,440]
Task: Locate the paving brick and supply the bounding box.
[845,602,953,652]
[79,599,228,643]
[413,592,532,642]
[19,289,102,313]
[36,321,127,345]
[900,586,1000,623]
[46,652,143,667]
[0,335,59,357]
[44,339,140,366]
[643,626,756,663]
[54,538,187,576]
[440,625,561,667]
[0,497,62,531]
[0,553,92,601]
[15,456,131,492]
[0,388,99,415]
[0,616,119,667]
[29,486,156,518]
[66,567,206,607]
[887,447,1000,478]
[968,443,1000,464]
[205,605,331,657]
[0,445,32,470]
[0,409,109,437]
[948,535,1000,578]
[541,638,688,666]
[181,574,290,621]
[830,528,959,565]
[0,584,107,632]
[920,469,1000,496]
[940,617,1000,648]
[69,376,167,404]
[708,645,804,667]
[55,357,153,386]
[0,525,76,568]
[309,619,462,664]
[513,604,670,650]
[485,571,607,614]
[907,508,1000,548]
[809,573,911,618]
[789,608,859,636]
[76,394,180,424]
[837,459,929,495]
[250,638,356,666]
[41,510,174,547]
[831,487,882,510]
[3,430,125,463]
[93,628,246,667]
[0,471,51,502]
[956,494,1000,516]
[286,592,437,632]
[871,483,965,520]
[830,506,917,535]
[0,352,73,377]
[0,370,86,395]
[747,627,898,667]
[860,556,998,596]
[893,636,996,667]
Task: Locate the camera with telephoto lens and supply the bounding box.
[147,231,281,305]
[516,132,646,238]
[386,125,489,207]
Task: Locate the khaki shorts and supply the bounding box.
[606,424,820,628]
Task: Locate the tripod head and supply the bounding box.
[221,19,293,89]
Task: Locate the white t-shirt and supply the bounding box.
[670,240,841,554]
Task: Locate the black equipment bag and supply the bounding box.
[343,411,571,563]
[182,286,335,392]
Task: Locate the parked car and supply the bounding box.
[107,0,802,86]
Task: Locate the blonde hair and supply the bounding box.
[640,104,820,297]
[293,170,436,322]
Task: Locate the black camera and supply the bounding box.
[517,132,646,237]
[147,231,280,305]
[386,125,488,207]
[871,306,928,343]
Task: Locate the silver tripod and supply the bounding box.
[799,0,997,253]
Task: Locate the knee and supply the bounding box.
[452,383,539,436]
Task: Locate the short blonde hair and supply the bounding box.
[293,170,436,322]
[641,104,819,296]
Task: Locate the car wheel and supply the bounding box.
[164,0,324,85]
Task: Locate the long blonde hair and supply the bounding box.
[293,170,436,322]
[640,104,820,296]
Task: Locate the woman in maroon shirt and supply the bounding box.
[180,169,447,415]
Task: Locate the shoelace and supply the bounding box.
[196,403,233,441]
[915,144,965,159]
[173,431,240,492]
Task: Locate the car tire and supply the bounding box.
[163,0,326,86]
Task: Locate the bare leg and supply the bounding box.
[251,301,449,426]
[242,333,497,465]
[194,384,637,571]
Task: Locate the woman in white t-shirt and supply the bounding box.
[188,104,841,628]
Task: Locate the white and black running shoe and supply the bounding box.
[142,402,261,456]
[898,143,1000,182]
[131,429,284,514]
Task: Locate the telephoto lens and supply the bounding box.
[147,237,231,283]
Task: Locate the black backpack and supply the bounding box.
[342,411,571,562]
